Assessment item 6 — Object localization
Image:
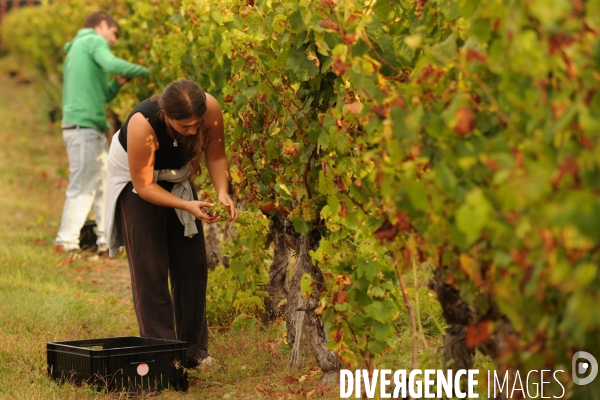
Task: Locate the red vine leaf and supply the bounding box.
[580,135,594,150]
[465,48,486,63]
[332,328,344,343]
[511,248,529,268]
[466,320,493,349]
[332,56,348,76]
[551,155,579,187]
[320,0,337,6]
[339,201,348,218]
[396,211,415,233]
[454,107,476,135]
[333,176,347,191]
[334,275,352,286]
[320,19,339,31]
[485,159,500,170]
[333,290,348,304]
[374,219,399,244]
[261,202,276,213]
[343,34,357,45]
[283,142,300,157]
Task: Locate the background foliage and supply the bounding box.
[3,0,600,395]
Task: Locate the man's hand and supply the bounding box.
[116,75,131,86]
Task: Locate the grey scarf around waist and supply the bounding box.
[151,165,198,237]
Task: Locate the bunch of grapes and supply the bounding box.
[288,196,325,222]
[201,202,230,223]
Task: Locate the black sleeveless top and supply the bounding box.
[119,98,187,170]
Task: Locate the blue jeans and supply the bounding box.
[54,127,107,250]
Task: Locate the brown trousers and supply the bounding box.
[118,181,209,367]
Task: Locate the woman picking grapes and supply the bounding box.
[104,80,238,369]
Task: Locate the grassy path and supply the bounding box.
[0,56,141,398]
[0,57,345,400]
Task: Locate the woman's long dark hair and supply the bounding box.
[151,80,208,180]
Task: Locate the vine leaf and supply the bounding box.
[466,320,494,349]
[374,219,399,243]
[454,107,476,135]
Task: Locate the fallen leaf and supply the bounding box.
[256,384,268,394]
[60,258,74,267]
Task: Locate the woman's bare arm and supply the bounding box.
[203,93,239,223]
[127,112,218,222]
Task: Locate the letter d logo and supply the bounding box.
[572,351,598,385]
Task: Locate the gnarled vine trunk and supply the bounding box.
[204,222,229,270]
[429,268,517,400]
[263,213,290,322]
[286,233,340,386]
[202,193,245,270]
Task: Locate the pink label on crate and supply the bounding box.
[137,363,149,376]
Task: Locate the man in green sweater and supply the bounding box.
[55,11,149,255]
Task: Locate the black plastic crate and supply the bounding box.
[79,219,97,249]
[47,336,188,393]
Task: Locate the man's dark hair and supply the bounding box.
[83,11,121,34]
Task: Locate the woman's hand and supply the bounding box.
[184,200,221,224]
[218,192,239,223]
